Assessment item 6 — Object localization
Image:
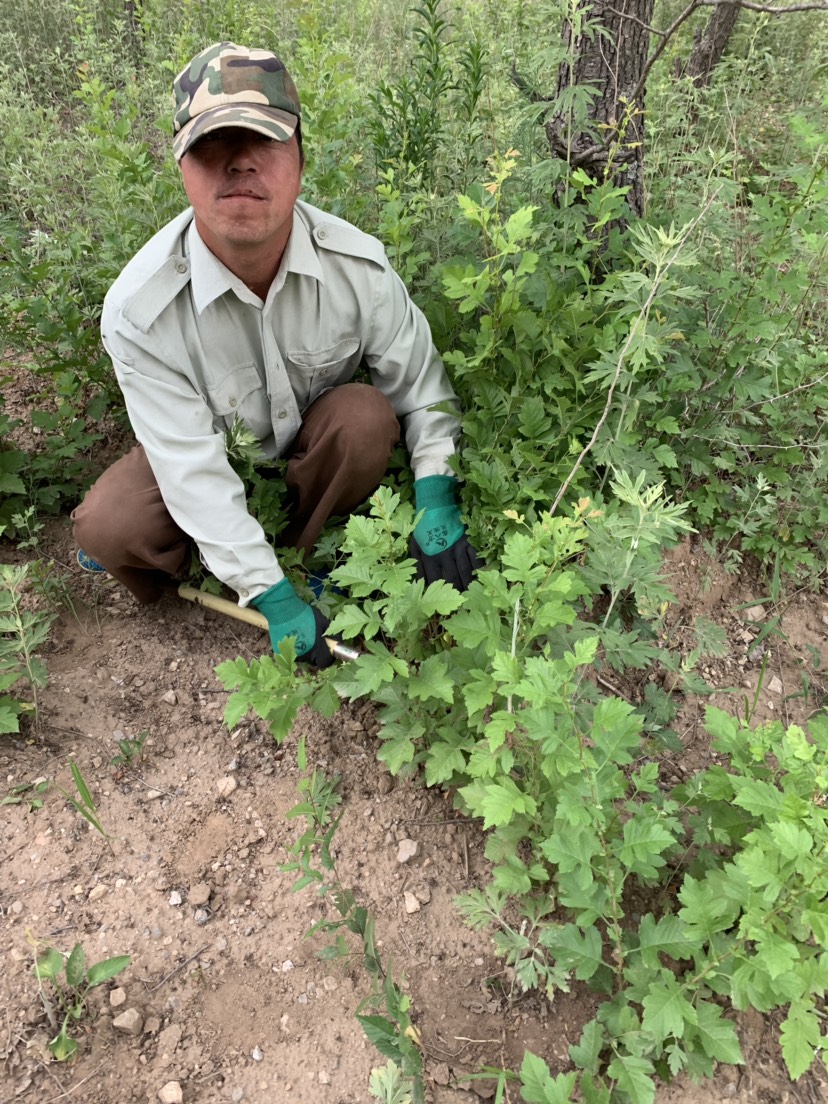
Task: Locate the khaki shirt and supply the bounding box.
[101,199,459,602]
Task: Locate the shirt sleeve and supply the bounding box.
[363,263,460,480]
[102,322,283,604]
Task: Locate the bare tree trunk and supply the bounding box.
[546,0,653,221]
[684,2,741,87]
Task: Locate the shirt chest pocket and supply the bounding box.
[203,363,271,438]
[284,338,361,411]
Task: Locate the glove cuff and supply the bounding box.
[413,474,458,511]
[250,578,305,620]
[251,579,317,657]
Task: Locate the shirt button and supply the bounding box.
[317,228,327,240]
[229,397,237,407]
[175,260,188,274]
[239,588,248,598]
[277,409,288,419]
[319,368,330,378]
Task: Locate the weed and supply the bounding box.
[110,729,149,769]
[282,737,424,1102]
[1,777,50,812]
[30,935,131,1060]
[0,561,57,735]
[59,759,112,847]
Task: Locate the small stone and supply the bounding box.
[217,776,237,799]
[144,1016,162,1035]
[472,1079,497,1099]
[768,675,783,694]
[161,690,178,706]
[194,909,211,927]
[11,900,23,915]
[318,1071,331,1085]
[404,892,421,915]
[89,884,107,902]
[414,886,432,905]
[189,882,211,906]
[145,789,164,801]
[113,1008,143,1036]
[433,1063,451,1086]
[252,1046,263,1062]
[396,838,420,864]
[742,604,765,622]
[109,987,127,1009]
[232,1091,245,1103]
[322,976,338,991]
[158,1024,182,1054]
[282,959,294,972]
[377,774,394,795]
[157,1082,183,1104]
[168,891,183,907]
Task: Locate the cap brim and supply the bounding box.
[174,104,298,161]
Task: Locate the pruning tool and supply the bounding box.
[170,584,361,662]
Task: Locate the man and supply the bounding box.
[73,42,478,668]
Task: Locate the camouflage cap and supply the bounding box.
[172,42,301,161]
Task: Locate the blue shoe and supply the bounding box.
[307,569,344,599]
[76,549,107,574]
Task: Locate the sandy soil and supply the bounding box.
[1,517,827,1104]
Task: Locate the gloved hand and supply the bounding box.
[250,579,335,669]
[410,475,481,592]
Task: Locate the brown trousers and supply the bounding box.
[72,383,401,603]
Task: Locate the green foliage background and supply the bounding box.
[2,0,828,1099]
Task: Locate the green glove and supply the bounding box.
[250,579,334,668]
[410,475,480,592]
[412,475,465,553]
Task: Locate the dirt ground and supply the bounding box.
[1,516,827,1104]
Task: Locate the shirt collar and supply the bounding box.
[187,208,324,315]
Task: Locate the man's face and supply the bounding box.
[180,127,303,268]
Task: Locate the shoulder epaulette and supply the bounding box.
[311,222,387,268]
[122,254,192,333]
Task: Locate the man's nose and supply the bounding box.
[227,140,258,171]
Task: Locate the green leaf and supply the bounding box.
[368,1059,414,1104]
[422,579,466,617]
[65,943,86,989]
[780,1003,820,1079]
[641,976,697,1042]
[34,947,64,981]
[678,876,740,940]
[569,1019,605,1075]
[519,1052,578,1103]
[693,1000,744,1065]
[541,825,599,878]
[617,816,676,879]
[425,740,468,786]
[730,777,784,819]
[408,654,455,705]
[0,702,21,734]
[377,732,417,774]
[49,1028,79,1061]
[478,778,536,829]
[86,955,131,987]
[754,932,800,980]
[357,1014,404,1062]
[606,1055,655,1104]
[68,758,94,810]
[310,678,342,719]
[634,914,696,969]
[541,924,604,980]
